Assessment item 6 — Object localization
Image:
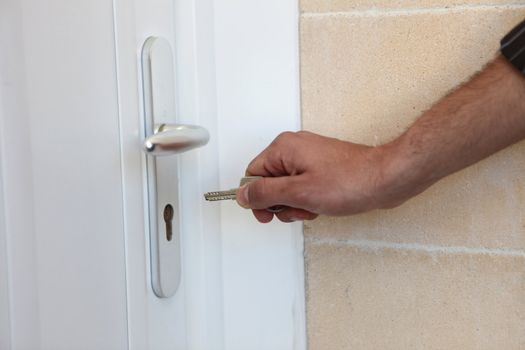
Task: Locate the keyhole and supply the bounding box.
[163,204,174,241]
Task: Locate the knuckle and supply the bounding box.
[246,158,258,175]
[274,131,297,146]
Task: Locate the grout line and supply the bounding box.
[301,4,525,18]
[306,237,525,257]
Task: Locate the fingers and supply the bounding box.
[274,207,318,222]
[245,151,273,177]
[251,208,318,223]
[236,175,314,211]
[239,132,321,223]
[245,139,277,177]
[245,132,302,177]
[252,209,274,223]
[235,175,319,223]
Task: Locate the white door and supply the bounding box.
[0,0,305,349]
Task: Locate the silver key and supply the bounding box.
[204,176,262,201]
[204,176,285,213]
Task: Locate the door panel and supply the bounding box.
[1,0,128,348]
[1,0,305,349]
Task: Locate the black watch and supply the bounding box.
[501,19,525,74]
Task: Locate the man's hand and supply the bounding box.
[237,56,525,223]
[235,131,398,223]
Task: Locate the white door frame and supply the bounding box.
[213,1,306,349]
[115,0,305,348]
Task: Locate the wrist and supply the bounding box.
[373,135,436,209]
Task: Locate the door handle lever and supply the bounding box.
[144,123,209,156]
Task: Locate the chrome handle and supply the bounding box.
[144,123,210,156]
[141,36,210,298]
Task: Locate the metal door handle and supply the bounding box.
[144,123,209,156]
[142,36,212,298]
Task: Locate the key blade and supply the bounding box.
[204,189,236,201]
[204,176,262,202]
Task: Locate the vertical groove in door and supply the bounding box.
[110,0,131,348]
[0,95,13,350]
[0,1,40,347]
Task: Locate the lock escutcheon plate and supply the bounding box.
[142,36,182,298]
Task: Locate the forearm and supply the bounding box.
[237,55,525,221]
[379,55,525,206]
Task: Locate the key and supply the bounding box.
[204,176,262,201]
[204,176,285,213]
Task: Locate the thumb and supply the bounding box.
[236,176,308,210]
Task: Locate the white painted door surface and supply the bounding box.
[0,0,304,349]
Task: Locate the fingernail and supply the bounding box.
[237,184,250,208]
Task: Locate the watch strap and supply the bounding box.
[501,19,525,74]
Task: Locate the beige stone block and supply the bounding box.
[306,242,525,350]
[301,9,525,249]
[301,0,524,13]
